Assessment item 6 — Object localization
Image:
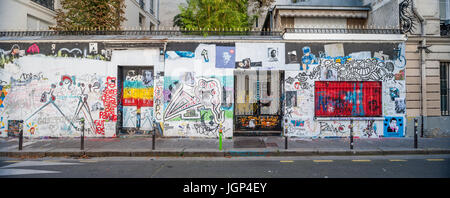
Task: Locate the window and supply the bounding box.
[139,0,145,9]
[440,0,450,35]
[150,0,154,15]
[315,81,382,117]
[139,14,145,29]
[441,62,450,115]
[440,0,450,22]
[31,0,54,11]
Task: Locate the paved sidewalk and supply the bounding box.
[0,136,449,158]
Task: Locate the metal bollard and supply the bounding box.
[350,120,354,150]
[80,118,85,151]
[285,136,288,150]
[152,130,156,150]
[18,122,23,151]
[219,123,223,151]
[284,119,288,150]
[414,118,418,149]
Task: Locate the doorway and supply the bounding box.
[234,70,283,135]
[117,66,154,135]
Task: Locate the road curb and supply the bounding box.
[1,149,449,158]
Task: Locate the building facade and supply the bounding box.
[0,0,448,139]
[0,0,160,31]
[0,0,59,31]
[403,0,450,137]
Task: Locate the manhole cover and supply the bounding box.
[233,138,266,148]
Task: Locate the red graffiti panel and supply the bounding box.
[99,76,117,121]
[94,120,105,135]
[315,81,382,117]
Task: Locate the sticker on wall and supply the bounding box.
[268,48,279,62]
[216,46,235,68]
[320,68,338,81]
[142,69,154,87]
[235,58,262,69]
[285,91,297,108]
[287,50,298,64]
[395,98,406,114]
[89,43,98,54]
[383,116,404,137]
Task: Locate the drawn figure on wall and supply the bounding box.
[301,46,317,71]
[143,70,154,87]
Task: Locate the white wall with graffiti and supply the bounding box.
[283,42,407,138]
[163,44,234,138]
[0,42,116,137]
[0,41,407,139]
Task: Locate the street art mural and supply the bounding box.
[0,41,406,139]
[0,42,115,137]
[284,43,406,138]
[315,81,382,117]
[164,43,233,138]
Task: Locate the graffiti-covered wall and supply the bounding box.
[0,42,115,137]
[163,43,234,138]
[0,40,406,139]
[283,43,406,138]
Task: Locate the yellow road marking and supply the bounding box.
[313,160,333,163]
[426,159,445,162]
[389,159,407,162]
[4,161,20,163]
[280,160,294,163]
[79,160,98,163]
[43,160,60,163]
[352,160,371,162]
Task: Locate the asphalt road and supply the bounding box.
[0,155,449,178]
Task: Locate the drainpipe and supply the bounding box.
[412,2,426,137]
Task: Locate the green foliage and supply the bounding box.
[51,0,126,31]
[174,0,252,31]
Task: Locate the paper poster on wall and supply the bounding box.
[123,106,137,128]
[395,98,406,114]
[383,116,404,137]
[216,46,235,68]
[140,107,153,130]
[268,48,279,62]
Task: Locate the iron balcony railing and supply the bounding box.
[31,0,54,11]
[284,27,402,34]
[0,27,404,37]
[0,29,283,37]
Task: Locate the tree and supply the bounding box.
[173,0,274,31]
[51,0,126,31]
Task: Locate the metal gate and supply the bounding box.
[234,70,283,134]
